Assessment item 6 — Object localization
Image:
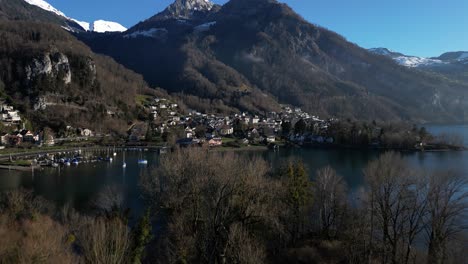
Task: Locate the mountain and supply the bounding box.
[0,1,169,134]
[0,0,85,31]
[90,20,127,33]
[369,48,468,83]
[368,48,446,68]
[22,0,127,32]
[149,0,218,21]
[77,0,468,123]
[434,51,468,63]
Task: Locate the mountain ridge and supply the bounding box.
[22,0,127,32]
[77,0,468,123]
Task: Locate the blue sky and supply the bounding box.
[46,0,468,57]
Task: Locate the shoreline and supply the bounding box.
[0,142,464,168]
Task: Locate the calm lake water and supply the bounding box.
[0,125,466,215]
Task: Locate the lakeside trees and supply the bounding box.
[0,149,467,263]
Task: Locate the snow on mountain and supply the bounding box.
[151,0,216,21]
[91,20,127,33]
[23,0,125,33]
[393,56,444,68]
[24,0,65,17]
[124,28,168,39]
[194,21,216,32]
[71,19,90,31]
[369,48,445,68]
[368,48,394,56]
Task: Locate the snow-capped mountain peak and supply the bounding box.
[368,48,394,56]
[91,20,127,33]
[23,0,126,33]
[151,0,216,20]
[369,48,445,68]
[24,0,65,17]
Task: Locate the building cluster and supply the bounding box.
[0,100,21,126]
[139,97,334,147]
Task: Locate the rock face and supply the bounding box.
[149,0,217,21]
[25,52,72,84]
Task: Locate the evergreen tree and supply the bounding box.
[294,119,307,135]
[130,209,153,264]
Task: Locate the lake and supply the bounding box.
[0,125,466,215]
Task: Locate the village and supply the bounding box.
[1,93,446,153]
[0,93,337,151]
[129,95,335,149]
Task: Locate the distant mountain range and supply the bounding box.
[369,47,468,68]
[22,0,127,32]
[369,48,468,83]
[1,0,468,124]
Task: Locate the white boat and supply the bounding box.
[138,152,148,165]
[138,159,148,165]
[65,162,71,166]
[122,162,127,168]
[113,152,117,156]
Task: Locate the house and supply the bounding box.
[208,138,222,147]
[129,124,147,141]
[7,110,21,123]
[247,128,259,139]
[81,129,93,137]
[251,116,260,125]
[1,133,9,145]
[219,125,234,136]
[6,132,23,146]
[205,131,217,139]
[152,111,158,120]
[20,130,35,143]
[185,127,194,138]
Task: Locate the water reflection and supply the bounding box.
[0,132,467,214]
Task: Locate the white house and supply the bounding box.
[220,125,234,136]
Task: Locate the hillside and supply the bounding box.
[78,0,468,123]
[0,21,154,135]
[0,0,85,31]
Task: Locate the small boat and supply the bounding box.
[51,163,59,168]
[65,161,71,166]
[138,159,148,165]
[71,159,79,166]
[113,152,117,156]
[122,162,127,168]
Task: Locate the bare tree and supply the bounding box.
[364,152,427,264]
[79,217,131,264]
[142,148,280,263]
[314,166,348,239]
[425,171,468,264]
[93,185,125,213]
